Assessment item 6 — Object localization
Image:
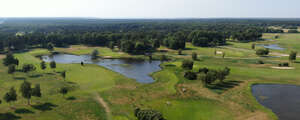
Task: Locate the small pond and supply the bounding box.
[257,44,284,50]
[42,54,161,83]
[252,84,300,120]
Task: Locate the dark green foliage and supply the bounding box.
[160,55,168,61]
[40,61,46,70]
[192,52,197,60]
[163,32,186,50]
[8,64,16,74]
[22,64,36,73]
[134,108,166,120]
[47,43,54,51]
[278,62,289,67]
[217,67,231,83]
[108,41,114,50]
[256,48,269,56]
[251,43,255,49]
[3,53,19,66]
[152,39,160,49]
[257,60,264,64]
[181,60,194,70]
[275,35,279,39]
[32,84,42,98]
[189,30,227,47]
[199,67,209,74]
[288,29,299,33]
[61,71,66,80]
[20,81,32,105]
[50,61,56,69]
[232,29,263,42]
[289,51,297,61]
[59,87,68,97]
[3,87,17,104]
[178,49,182,55]
[91,49,99,59]
[184,71,197,80]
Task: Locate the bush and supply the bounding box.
[181,60,194,70]
[22,64,36,73]
[278,62,289,67]
[256,48,269,56]
[184,71,197,80]
[199,67,209,74]
[192,52,197,60]
[257,60,264,64]
[178,49,182,55]
[134,108,166,120]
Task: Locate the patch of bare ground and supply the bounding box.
[271,66,295,70]
[0,54,5,59]
[236,111,270,120]
[95,94,111,120]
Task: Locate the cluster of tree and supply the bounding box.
[288,29,299,33]
[188,30,227,47]
[256,48,270,56]
[3,53,19,66]
[2,81,41,106]
[232,29,263,42]
[134,108,165,120]
[162,32,186,50]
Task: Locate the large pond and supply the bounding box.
[257,44,284,50]
[42,54,161,83]
[252,84,300,120]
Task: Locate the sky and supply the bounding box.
[0,0,299,18]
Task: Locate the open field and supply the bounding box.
[1,33,300,120]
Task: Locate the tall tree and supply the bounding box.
[8,64,16,74]
[91,49,99,60]
[50,61,56,70]
[289,51,297,62]
[40,61,46,70]
[3,53,19,66]
[32,84,42,98]
[20,81,32,105]
[3,87,17,107]
[59,87,68,97]
[61,71,66,81]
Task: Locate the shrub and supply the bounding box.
[199,67,209,74]
[22,64,36,73]
[184,71,197,80]
[256,48,269,56]
[192,52,197,60]
[181,60,194,70]
[134,108,166,120]
[278,62,289,67]
[257,60,264,64]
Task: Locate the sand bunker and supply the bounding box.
[271,66,295,70]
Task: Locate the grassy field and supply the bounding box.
[1,33,300,120]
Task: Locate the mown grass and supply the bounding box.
[1,33,300,120]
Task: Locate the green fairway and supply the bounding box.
[1,33,300,120]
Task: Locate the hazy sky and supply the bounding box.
[0,0,299,18]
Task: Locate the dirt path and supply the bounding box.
[95,94,112,120]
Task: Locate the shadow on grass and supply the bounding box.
[31,102,58,112]
[45,73,56,75]
[14,108,34,114]
[207,80,242,92]
[29,74,43,78]
[66,96,76,101]
[0,112,21,120]
[13,77,26,80]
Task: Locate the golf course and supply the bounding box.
[1,31,300,120]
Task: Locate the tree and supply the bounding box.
[181,60,194,70]
[3,87,17,107]
[160,55,168,62]
[22,64,36,73]
[8,64,16,74]
[289,51,297,62]
[252,43,255,49]
[192,52,197,60]
[134,108,166,120]
[256,48,269,56]
[200,70,218,85]
[199,67,209,74]
[91,49,99,59]
[222,52,226,58]
[32,84,42,98]
[50,61,56,70]
[61,71,66,81]
[40,61,46,70]
[20,81,32,105]
[108,41,114,50]
[217,67,231,83]
[47,43,54,51]
[178,49,182,55]
[3,53,19,66]
[59,87,68,97]
[184,71,197,80]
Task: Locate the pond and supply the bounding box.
[42,54,161,83]
[252,84,300,120]
[257,44,284,50]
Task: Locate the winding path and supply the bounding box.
[95,94,112,120]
